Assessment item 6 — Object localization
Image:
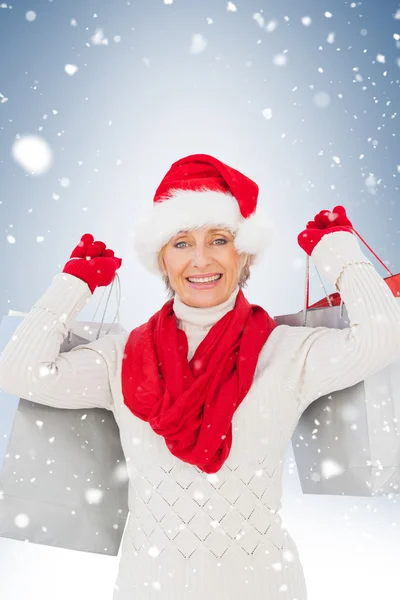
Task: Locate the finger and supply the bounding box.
[103,248,115,257]
[93,240,107,253]
[86,242,103,259]
[314,213,326,228]
[70,233,94,258]
[70,245,85,259]
[318,210,336,228]
[81,233,94,245]
[333,205,346,215]
[332,206,352,226]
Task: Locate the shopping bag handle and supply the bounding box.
[303,228,395,324]
[90,272,122,340]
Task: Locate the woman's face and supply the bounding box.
[160,227,244,308]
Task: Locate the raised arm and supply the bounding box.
[0,233,124,411]
[279,229,400,415]
[0,272,126,411]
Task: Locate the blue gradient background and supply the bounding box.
[0,1,400,598]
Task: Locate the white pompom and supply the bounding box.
[234,213,274,261]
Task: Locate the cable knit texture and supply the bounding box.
[1,231,400,599]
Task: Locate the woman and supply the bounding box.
[0,153,399,599]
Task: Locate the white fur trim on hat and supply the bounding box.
[132,188,272,274]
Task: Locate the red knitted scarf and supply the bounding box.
[121,289,277,473]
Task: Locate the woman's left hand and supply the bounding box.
[297,205,354,256]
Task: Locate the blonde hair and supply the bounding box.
[158,243,253,300]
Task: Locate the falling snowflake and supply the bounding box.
[12,134,53,175]
[193,489,205,501]
[25,10,36,22]
[262,108,273,120]
[85,488,105,504]
[227,2,237,12]
[113,462,129,483]
[14,513,30,528]
[190,34,208,54]
[301,16,312,27]
[253,13,264,28]
[282,549,294,563]
[64,64,79,76]
[273,53,288,67]
[265,20,278,33]
[365,173,377,194]
[321,459,344,479]
[60,177,70,188]
[148,545,161,557]
[91,28,108,45]
[313,91,331,107]
[376,53,386,63]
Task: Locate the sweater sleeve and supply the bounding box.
[281,231,400,415]
[0,272,124,411]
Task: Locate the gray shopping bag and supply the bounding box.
[274,252,400,497]
[0,292,129,554]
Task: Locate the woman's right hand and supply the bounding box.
[62,233,122,294]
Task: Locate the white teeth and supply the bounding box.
[188,274,221,283]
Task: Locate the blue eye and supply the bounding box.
[174,238,227,249]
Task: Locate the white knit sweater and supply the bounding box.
[1,231,400,600]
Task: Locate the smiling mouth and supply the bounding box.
[186,274,223,283]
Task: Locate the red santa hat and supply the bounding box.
[133,153,272,274]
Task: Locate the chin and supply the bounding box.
[185,288,229,309]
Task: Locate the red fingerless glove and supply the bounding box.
[297,205,355,256]
[62,233,122,294]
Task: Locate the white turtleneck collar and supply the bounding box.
[173,286,240,360]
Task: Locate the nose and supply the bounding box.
[191,244,213,269]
